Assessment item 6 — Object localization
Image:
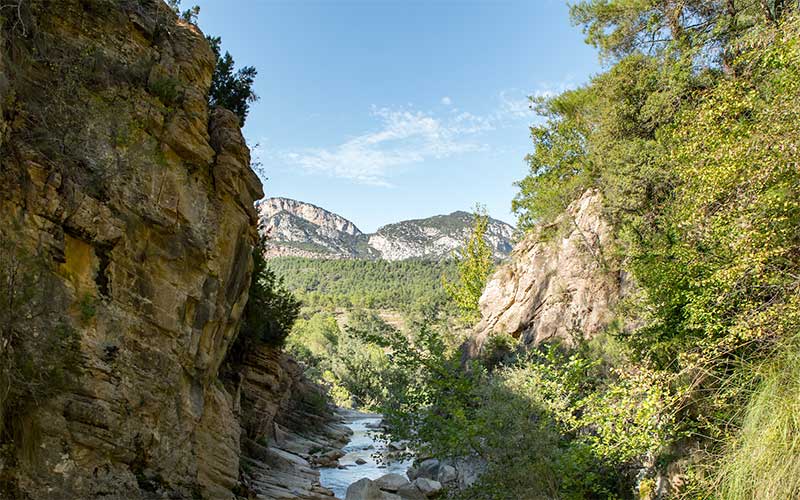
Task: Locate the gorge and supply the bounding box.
[2,1,800,499]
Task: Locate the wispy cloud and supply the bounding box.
[496,81,578,120]
[263,81,577,186]
[267,106,489,186]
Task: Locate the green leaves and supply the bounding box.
[442,206,494,324]
[206,36,258,125]
[238,235,301,348]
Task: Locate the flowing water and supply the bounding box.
[319,411,413,498]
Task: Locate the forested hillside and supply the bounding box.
[270,257,457,314]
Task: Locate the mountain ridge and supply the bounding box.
[258,197,515,261]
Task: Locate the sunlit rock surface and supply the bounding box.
[0,2,343,498]
[259,198,514,261]
[469,190,627,355]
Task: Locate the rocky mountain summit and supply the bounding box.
[258,198,515,261]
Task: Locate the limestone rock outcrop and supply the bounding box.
[259,198,369,258]
[234,346,352,499]
[469,190,625,355]
[0,2,343,499]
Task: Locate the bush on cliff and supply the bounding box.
[206,35,258,125]
[238,235,301,349]
[168,1,258,125]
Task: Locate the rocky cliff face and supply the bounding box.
[469,190,626,356]
[259,198,514,261]
[0,2,342,499]
[258,198,371,259]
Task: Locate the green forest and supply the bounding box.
[270,256,457,314]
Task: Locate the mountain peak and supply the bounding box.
[258,198,515,261]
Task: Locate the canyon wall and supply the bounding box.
[0,2,342,498]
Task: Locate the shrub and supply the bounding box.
[147,76,182,107]
[442,206,494,324]
[717,334,800,499]
[206,36,258,125]
[237,235,301,348]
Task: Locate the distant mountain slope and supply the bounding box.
[369,211,514,260]
[257,198,374,258]
[257,197,514,260]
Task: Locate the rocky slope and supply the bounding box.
[467,190,627,356]
[259,198,514,261]
[258,198,373,259]
[0,2,345,499]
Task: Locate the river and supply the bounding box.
[319,410,413,498]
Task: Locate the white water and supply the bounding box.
[319,412,413,498]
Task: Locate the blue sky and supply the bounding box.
[193,0,601,232]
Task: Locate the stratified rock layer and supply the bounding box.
[470,190,624,355]
[0,2,344,499]
[235,346,351,499]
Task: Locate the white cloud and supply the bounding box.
[498,91,533,119]
[274,107,486,186]
[496,82,576,120]
[270,80,578,186]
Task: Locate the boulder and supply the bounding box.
[356,458,367,465]
[437,464,457,484]
[395,482,426,499]
[346,478,383,500]
[388,441,407,451]
[313,448,346,467]
[375,473,411,492]
[413,477,442,497]
[407,458,440,481]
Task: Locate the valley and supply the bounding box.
[1,1,798,500]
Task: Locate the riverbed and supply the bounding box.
[319,410,413,498]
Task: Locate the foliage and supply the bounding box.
[511,3,800,497]
[717,334,800,499]
[570,0,788,62]
[271,256,457,316]
[286,310,397,409]
[442,206,494,324]
[0,233,82,464]
[167,0,200,25]
[206,36,258,125]
[237,236,301,348]
[168,0,258,125]
[147,75,182,107]
[367,316,673,499]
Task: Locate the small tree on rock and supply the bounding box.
[443,205,494,324]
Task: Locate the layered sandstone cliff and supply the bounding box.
[0,2,343,499]
[469,190,627,356]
